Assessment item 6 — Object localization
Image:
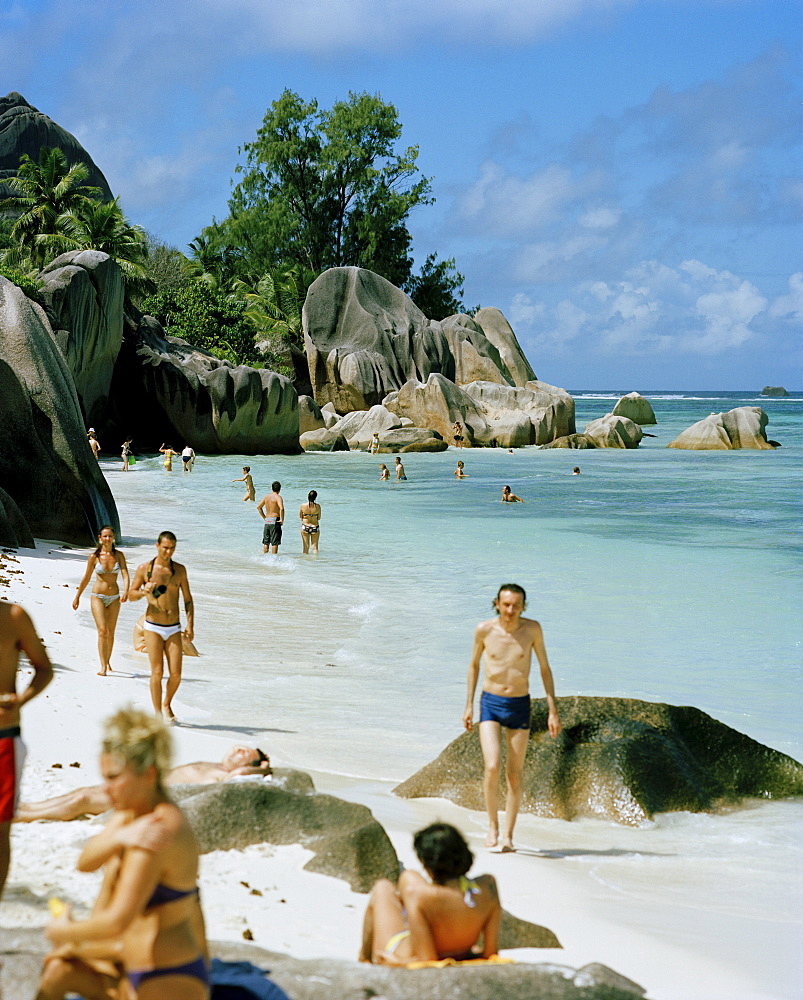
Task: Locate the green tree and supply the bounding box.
[141,282,265,369]
[0,147,100,269]
[213,90,432,284]
[57,197,153,298]
[404,253,465,320]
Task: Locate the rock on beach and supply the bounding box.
[394,697,803,826]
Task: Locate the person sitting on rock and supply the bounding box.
[359,823,500,965]
[17,745,271,823]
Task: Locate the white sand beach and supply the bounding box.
[1,539,798,1000]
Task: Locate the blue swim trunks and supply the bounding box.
[479,691,531,730]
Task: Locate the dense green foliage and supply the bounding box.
[208,90,431,286]
[403,253,465,319]
[0,95,470,376]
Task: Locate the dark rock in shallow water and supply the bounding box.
[541,433,597,449]
[394,697,803,826]
[173,778,399,893]
[0,930,647,1000]
[0,277,119,543]
[760,386,789,397]
[0,92,113,200]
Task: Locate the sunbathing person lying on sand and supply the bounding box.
[18,745,271,822]
[360,823,500,965]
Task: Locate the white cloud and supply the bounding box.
[580,206,621,229]
[769,272,803,321]
[514,259,769,359]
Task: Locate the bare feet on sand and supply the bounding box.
[97,666,112,676]
[485,828,498,848]
[162,706,177,725]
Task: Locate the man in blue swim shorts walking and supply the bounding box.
[463,583,561,852]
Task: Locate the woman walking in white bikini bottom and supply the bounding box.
[299,490,322,554]
[73,526,129,676]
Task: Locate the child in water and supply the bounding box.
[232,466,256,501]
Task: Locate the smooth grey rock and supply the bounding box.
[298,394,325,434]
[38,251,124,427]
[612,392,657,425]
[474,307,537,387]
[332,404,403,449]
[541,434,597,449]
[1,930,647,1000]
[0,277,119,542]
[372,427,442,452]
[0,487,34,548]
[668,407,775,450]
[467,380,575,446]
[108,315,300,454]
[304,267,454,412]
[438,314,512,386]
[299,427,350,452]
[583,413,643,448]
[395,696,803,826]
[384,375,574,447]
[0,92,113,200]
[177,781,399,893]
[400,438,449,453]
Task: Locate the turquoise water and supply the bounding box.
[106,390,802,776]
[93,389,801,997]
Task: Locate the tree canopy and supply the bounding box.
[210,90,432,286]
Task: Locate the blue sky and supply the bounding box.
[2,0,800,389]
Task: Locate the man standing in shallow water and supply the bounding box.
[0,602,53,898]
[129,531,194,723]
[258,481,285,553]
[463,584,561,852]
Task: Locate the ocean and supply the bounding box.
[93,389,801,997]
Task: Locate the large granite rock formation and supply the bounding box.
[583,413,643,449]
[0,277,119,543]
[612,392,656,425]
[298,394,325,434]
[304,267,454,412]
[439,314,513,386]
[0,487,34,548]
[108,315,300,454]
[0,92,113,200]
[38,251,124,427]
[473,307,537,386]
[394,697,803,826]
[1,930,646,1000]
[383,374,574,447]
[668,407,775,450]
[173,777,399,893]
[541,433,597,449]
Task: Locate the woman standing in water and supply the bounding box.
[73,526,129,676]
[40,707,209,1000]
[299,490,322,554]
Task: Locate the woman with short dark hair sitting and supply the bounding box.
[360,823,501,965]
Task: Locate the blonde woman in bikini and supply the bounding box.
[360,823,500,965]
[41,708,209,1000]
[299,490,322,554]
[73,526,130,676]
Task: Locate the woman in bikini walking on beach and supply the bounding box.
[73,526,129,676]
[299,490,322,554]
[40,707,209,1000]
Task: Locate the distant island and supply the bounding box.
[761,386,790,397]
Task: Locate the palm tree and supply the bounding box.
[0,147,101,269]
[57,198,154,299]
[231,265,315,353]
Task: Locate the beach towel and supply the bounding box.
[405,954,515,969]
[209,958,291,999]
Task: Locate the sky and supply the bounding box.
[2,0,801,389]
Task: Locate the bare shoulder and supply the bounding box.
[519,616,543,636]
[153,800,185,833]
[172,561,188,580]
[475,617,498,638]
[6,602,31,633]
[476,873,499,898]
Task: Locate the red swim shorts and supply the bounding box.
[0,727,25,823]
